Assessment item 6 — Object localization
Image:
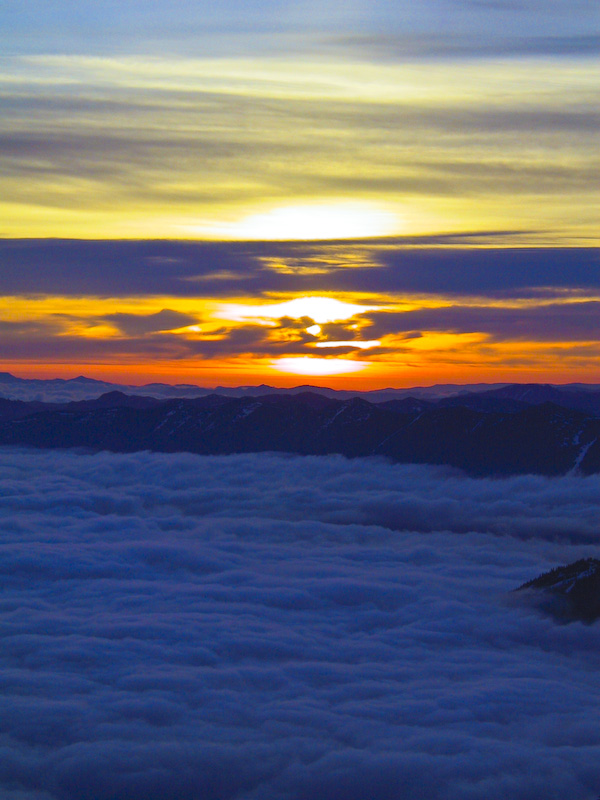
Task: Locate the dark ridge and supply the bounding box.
[0,392,599,476]
[517,559,600,623]
[65,391,164,411]
[0,397,49,421]
[470,384,600,417]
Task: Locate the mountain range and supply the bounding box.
[2,371,600,407]
[1,380,600,476]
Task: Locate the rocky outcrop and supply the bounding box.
[517,559,600,623]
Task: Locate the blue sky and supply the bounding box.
[3,0,597,57]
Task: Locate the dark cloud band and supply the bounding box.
[0,240,597,298]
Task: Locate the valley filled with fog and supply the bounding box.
[1,449,599,800]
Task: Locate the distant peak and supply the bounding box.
[67,375,106,384]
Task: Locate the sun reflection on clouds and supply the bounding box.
[219,296,378,325]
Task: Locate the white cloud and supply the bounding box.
[0,449,599,799]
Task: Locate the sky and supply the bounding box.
[0,0,599,386]
[1,448,600,800]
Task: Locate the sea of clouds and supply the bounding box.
[1,448,599,800]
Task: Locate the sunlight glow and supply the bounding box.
[229,202,399,241]
[272,357,368,376]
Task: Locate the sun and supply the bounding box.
[229,201,399,241]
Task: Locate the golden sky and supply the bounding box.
[1,1,599,387]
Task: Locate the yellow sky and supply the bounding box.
[1,54,598,243]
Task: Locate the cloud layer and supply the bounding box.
[1,449,599,799]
